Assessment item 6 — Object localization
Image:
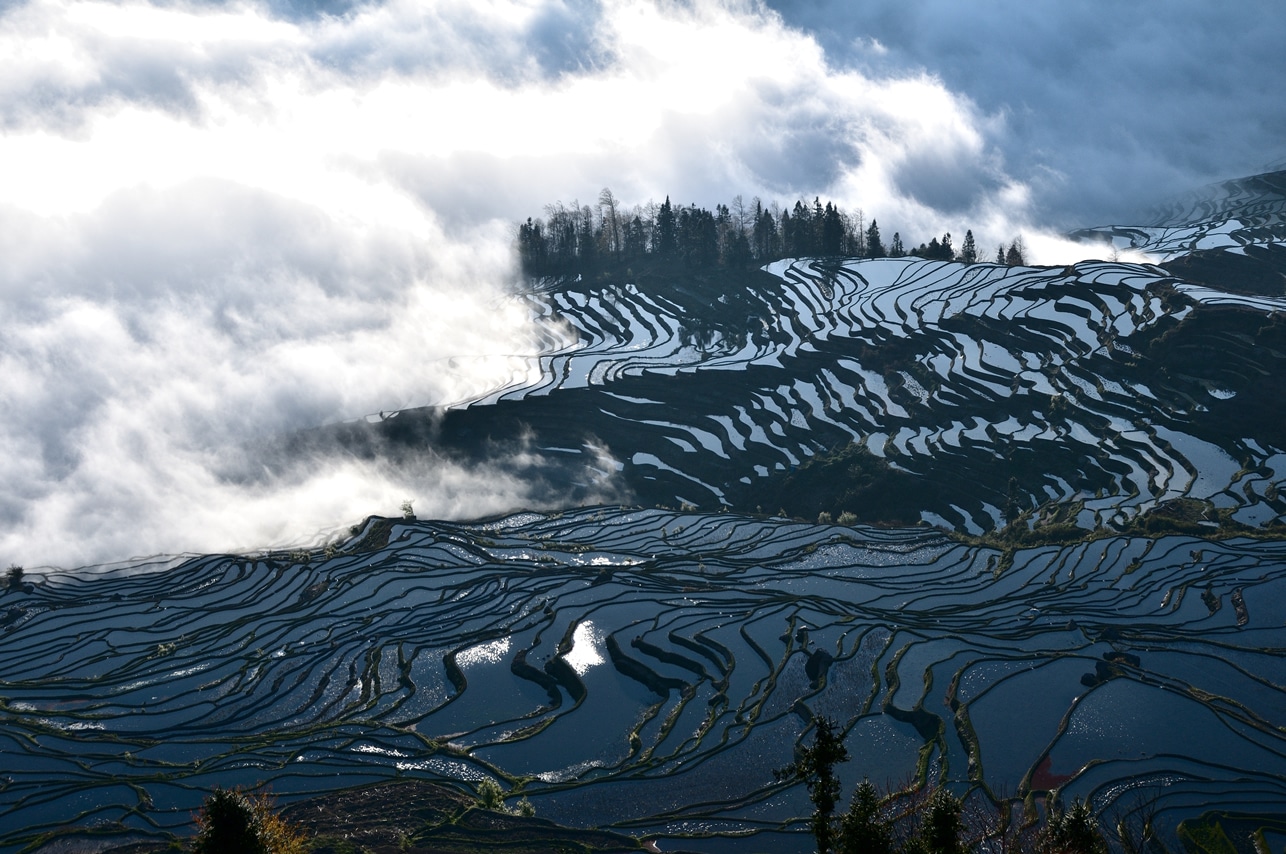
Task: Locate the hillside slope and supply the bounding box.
[317,170,1286,538]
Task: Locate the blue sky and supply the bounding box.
[1,0,1282,567]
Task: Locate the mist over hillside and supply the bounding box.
[288,169,1286,546]
[4,2,1286,851]
[3,0,1284,569]
[4,169,1286,853]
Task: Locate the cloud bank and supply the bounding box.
[765,0,1286,227]
[1,0,1276,567]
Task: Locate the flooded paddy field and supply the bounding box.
[4,508,1285,851]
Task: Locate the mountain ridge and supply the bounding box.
[290,172,1286,542]
[6,169,1286,854]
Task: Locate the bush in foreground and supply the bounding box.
[191,787,307,854]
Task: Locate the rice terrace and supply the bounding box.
[5,168,1286,852]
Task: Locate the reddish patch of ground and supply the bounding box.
[1030,754,1074,791]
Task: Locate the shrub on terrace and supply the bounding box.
[191,787,306,854]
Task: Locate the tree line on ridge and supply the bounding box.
[517,188,1027,277]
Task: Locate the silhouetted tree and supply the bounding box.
[1005,237,1027,266]
[786,200,815,256]
[960,230,978,264]
[516,218,544,274]
[905,788,965,854]
[753,202,779,261]
[724,227,751,267]
[679,203,718,268]
[577,204,598,269]
[545,201,579,270]
[598,187,621,259]
[844,208,865,256]
[777,718,850,854]
[813,197,826,253]
[890,232,905,257]
[623,215,647,261]
[866,219,885,259]
[518,191,910,272]
[921,236,953,261]
[779,208,795,257]
[822,202,845,255]
[715,202,733,259]
[1037,798,1107,854]
[655,196,677,259]
[192,788,306,854]
[839,780,893,854]
[731,194,751,235]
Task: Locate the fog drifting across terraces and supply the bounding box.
[0,0,1280,568]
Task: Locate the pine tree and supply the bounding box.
[724,228,751,267]
[679,204,718,268]
[960,230,977,264]
[906,788,965,854]
[814,196,826,253]
[1036,798,1107,854]
[753,203,778,261]
[822,202,844,255]
[715,202,733,261]
[790,199,814,256]
[623,215,647,260]
[577,204,598,268]
[776,718,850,854]
[1005,237,1026,266]
[517,217,547,275]
[890,232,905,257]
[866,219,885,259]
[655,196,677,259]
[838,780,892,854]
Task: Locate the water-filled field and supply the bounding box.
[7,172,1286,851]
[360,248,1286,540]
[4,507,1286,851]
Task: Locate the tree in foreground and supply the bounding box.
[191,787,307,854]
[905,787,966,854]
[839,779,893,854]
[1037,797,1108,854]
[828,777,1110,854]
[777,717,850,854]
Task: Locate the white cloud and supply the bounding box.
[0,0,1090,569]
